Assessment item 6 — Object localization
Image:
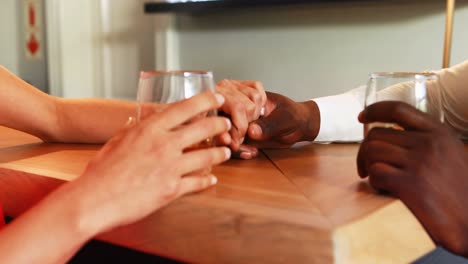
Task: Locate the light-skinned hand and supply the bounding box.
[216,80,266,151]
[69,91,232,234]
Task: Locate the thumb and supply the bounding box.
[247,108,293,141]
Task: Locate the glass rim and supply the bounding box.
[369,71,438,79]
[140,70,213,79]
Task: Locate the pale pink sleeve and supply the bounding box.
[432,60,468,140]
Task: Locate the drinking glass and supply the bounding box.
[136,70,217,150]
[364,72,444,135]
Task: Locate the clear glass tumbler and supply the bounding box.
[137,70,217,150]
[364,72,444,135]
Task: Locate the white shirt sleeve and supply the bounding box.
[312,60,468,142]
[313,86,366,142]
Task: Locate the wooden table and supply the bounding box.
[0,126,435,263]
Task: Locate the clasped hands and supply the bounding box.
[216,80,320,159]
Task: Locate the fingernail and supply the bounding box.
[225,118,232,130]
[215,93,225,106]
[260,107,265,116]
[250,124,262,137]
[224,147,232,160]
[210,176,218,185]
[240,137,245,143]
[240,152,252,159]
[252,149,258,157]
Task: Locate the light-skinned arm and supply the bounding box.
[0,66,266,146]
[0,66,137,143]
[0,91,231,263]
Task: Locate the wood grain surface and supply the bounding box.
[0,126,435,263]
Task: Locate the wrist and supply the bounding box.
[299,100,320,141]
[0,181,97,263]
[51,179,107,240]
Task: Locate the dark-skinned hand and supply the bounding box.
[357,101,468,257]
[234,92,320,159]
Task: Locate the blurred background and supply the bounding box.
[1,0,467,101]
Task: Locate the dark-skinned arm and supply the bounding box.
[357,101,468,257]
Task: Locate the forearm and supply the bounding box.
[52,98,137,143]
[0,182,98,263]
[0,66,139,143]
[0,66,57,140]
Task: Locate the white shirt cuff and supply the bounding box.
[313,91,364,142]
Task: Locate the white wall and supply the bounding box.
[46,0,154,99]
[51,0,101,98]
[15,1,468,100]
[174,1,468,101]
[100,0,155,100]
[0,0,19,74]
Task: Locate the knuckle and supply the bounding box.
[201,152,215,167]
[202,177,212,188]
[366,129,379,141]
[238,125,247,136]
[152,135,173,153]
[134,123,150,138]
[253,81,264,90]
[391,103,406,119]
[217,118,229,132]
[410,158,427,180]
[163,180,180,200]
[204,117,225,134]
[192,179,206,190]
[251,92,262,105]
[387,102,412,121]
[436,124,452,137]
[368,165,380,181]
[194,177,212,191]
[246,103,256,116]
[214,148,226,163]
[368,174,382,191]
[234,102,246,112]
[190,92,213,109]
[197,177,210,189]
[366,140,380,152]
[368,167,391,193]
[205,92,218,107]
[206,148,226,165]
[218,79,229,86]
[419,134,437,151]
[203,118,217,132]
